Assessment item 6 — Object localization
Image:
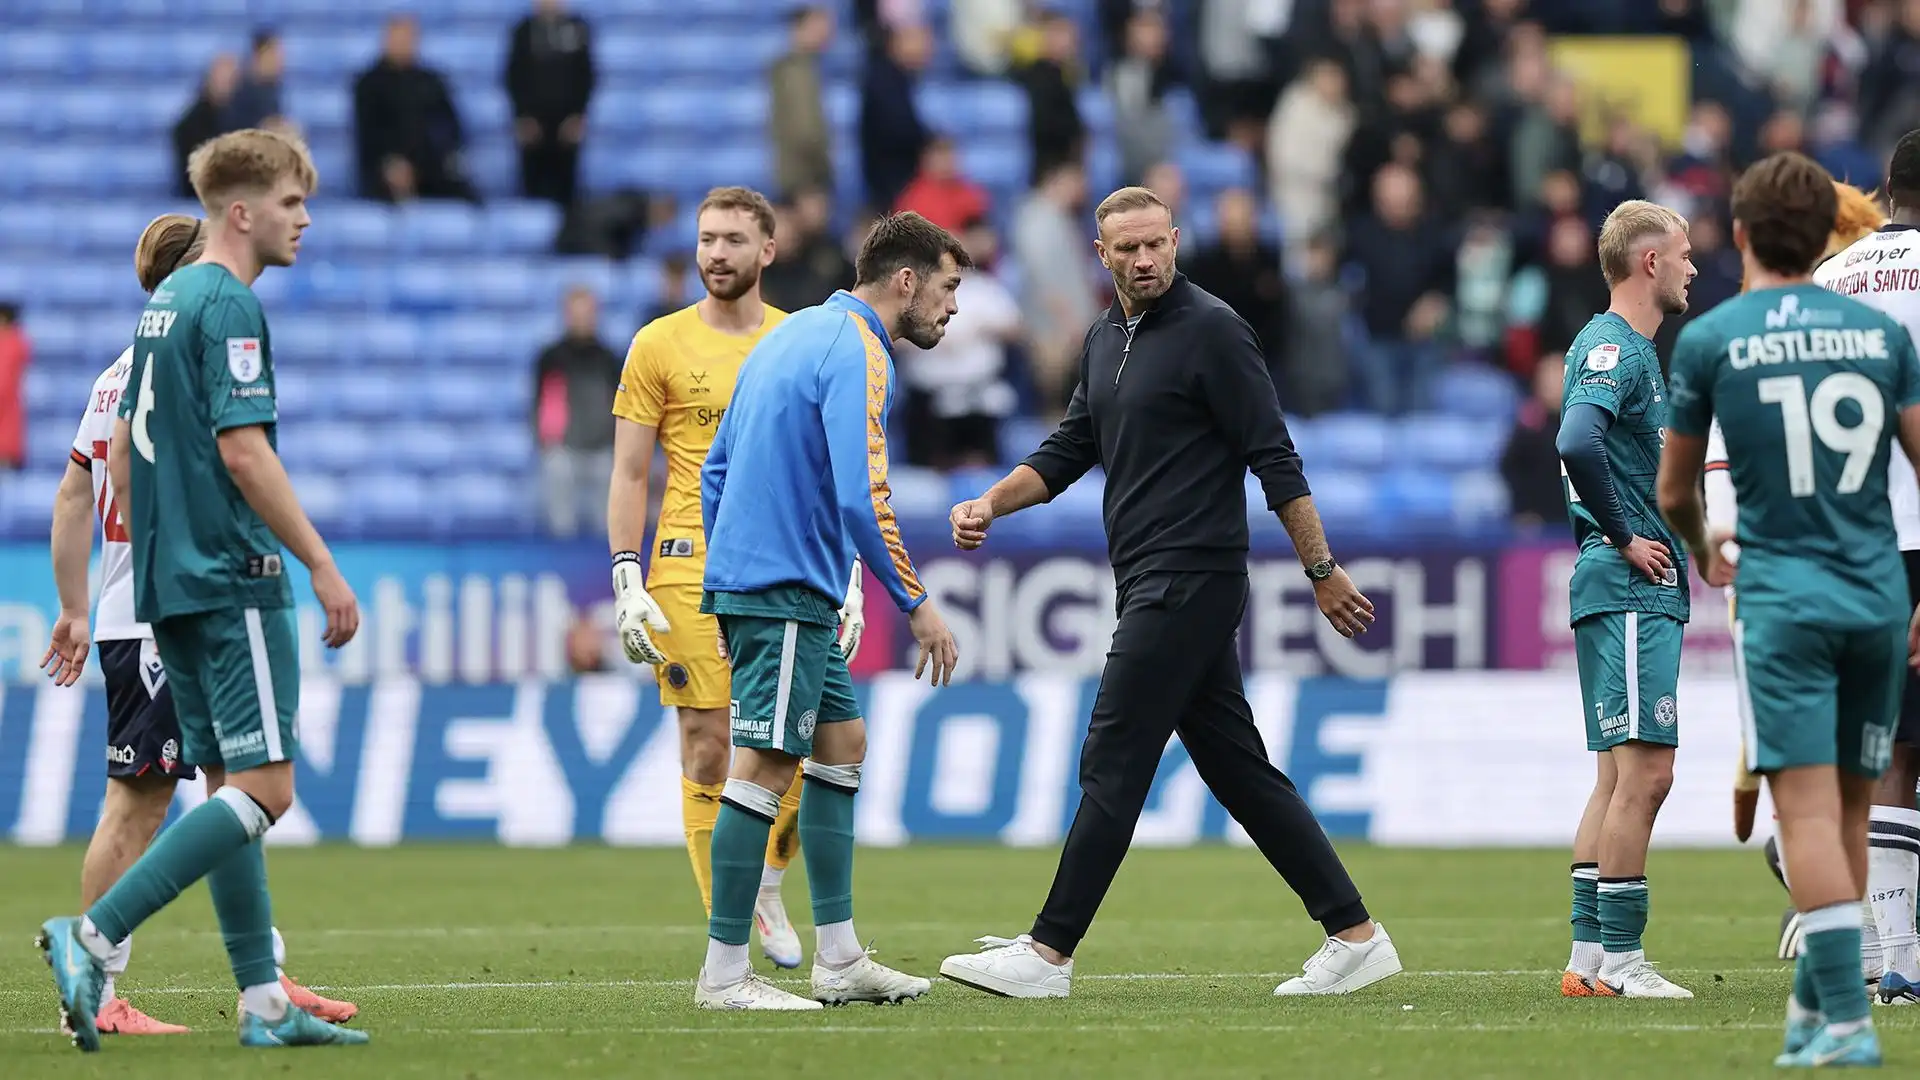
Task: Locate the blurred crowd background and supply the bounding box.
[0,0,1909,548]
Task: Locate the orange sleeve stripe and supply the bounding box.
[69,448,90,469]
[849,314,924,600]
[1703,461,1730,472]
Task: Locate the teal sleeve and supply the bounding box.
[1561,339,1632,418]
[1895,322,1920,411]
[1666,322,1714,437]
[203,297,277,433]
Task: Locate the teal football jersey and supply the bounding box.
[1669,285,1920,627]
[119,263,293,622]
[1561,313,1690,625]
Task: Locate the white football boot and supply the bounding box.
[1597,956,1693,999]
[812,950,932,1005]
[754,887,804,970]
[693,971,823,1011]
[939,934,1073,999]
[1274,923,1403,996]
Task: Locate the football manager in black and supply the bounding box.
[936,186,1402,1000]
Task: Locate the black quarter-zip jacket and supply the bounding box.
[1021,274,1312,581]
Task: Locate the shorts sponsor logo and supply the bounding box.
[666,663,690,689]
[730,699,770,742]
[219,729,266,758]
[160,738,179,773]
[106,744,136,765]
[1653,695,1677,730]
[657,538,695,558]
[1597,705,1630,739]
[795,709,818,741]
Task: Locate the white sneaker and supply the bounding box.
[693,971,823,1011]
[812,951,932,1005]
[1274,923,1402,996]
[753,887,803,970]
[1863,901,1885,987]
[939,935,1072,999]
[1598,959,1693,999]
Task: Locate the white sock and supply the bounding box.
[702,939,751,988]
[1869,806,1920,978]
[1828,1017,1872,1037]
[271,925,287,969]
[1599,948,1644,978]
[1568,941,1603,976]
[1787,994,1821,1027]
[816,920,864,968]
[102,935,130,1001]
[241,980,290,1021]
[77,916,113,964]
[760,865,786,891]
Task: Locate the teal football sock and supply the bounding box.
[88,787,269,945]
[800,764,859,928]
[1802,903,1870,1024]
[708,785,778,948]
[207,840,278,990]
[1598,876,1649,957]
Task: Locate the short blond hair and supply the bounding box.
[1596,200,1688,287]
[134,214,203,293]
[1095,186,1169,225]
[186,128,318,212]
[697,185,776,238]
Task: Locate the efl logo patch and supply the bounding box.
[658,537,695,558]
[1584,343,1620,372]
[227,338,263,383]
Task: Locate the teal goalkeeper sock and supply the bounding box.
[800,765,859,928]
[1802,903,1871,1024]
[87,788,267,944]
[1598,876,1649,956]
[206,840,277,989]
[708,792,776,947]
[1570,863,1601,944]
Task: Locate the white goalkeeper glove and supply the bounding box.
[611,552,670,666]
[837,563,866,662]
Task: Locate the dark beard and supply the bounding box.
[899,306,943,349]
[701,264,759,302]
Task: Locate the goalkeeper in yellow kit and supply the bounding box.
[607,187,866,969]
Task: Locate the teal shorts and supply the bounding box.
[1733,614,1903,777]
[150,606,300,772]
[720,615,861,758]
[1574,611,1682,751]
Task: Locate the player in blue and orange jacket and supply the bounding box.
[689,212,965,1010]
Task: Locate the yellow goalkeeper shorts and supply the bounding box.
[646,582,732,710]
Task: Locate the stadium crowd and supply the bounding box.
[0,0,1917,540]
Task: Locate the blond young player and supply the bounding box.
[607,187,864,969]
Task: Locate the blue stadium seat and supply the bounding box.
[445,471,532,536]
[1311,413,1390,471]
[283,32,378,81]
[274,366,326,421]
[958,139,1029,193]
[291,85,352,133]
[304,261,384,310]
[425,311,521,367]
[1376,469,1456,536]
[390,261,466,311]
[1431,364,1521,420]
[484,200,560,255]
[1399,414,1506,473]
[1307,469,1379,536]
[822,82,858,128]
[354,470,438,535]
[463,422,534,472]
[23,367,96,416]
[1076,86,1114,138]
[0,201,71,254]
[359,315,424,365]
[394,203,482,256]
[1,471,62,535]
[288,472,351,533]
[458,86,511,132]
[318,202,395,255]
[1451,469,1511,536]
[1178,143,1257,195]
[386,422,464,473]
[466,137,519,197]
[0,87,40,137]
[919,82,1028,139]
[0,32,83,79]
[74,202,164,257]
[28,412,81,470]
[889,466,951,521]
[281,421,378,474]
[417,28,500,79]
[333,368,411,421]
[425,364,532,420]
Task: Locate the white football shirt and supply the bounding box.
[68,347,150,642]
[1814,224,1920,549]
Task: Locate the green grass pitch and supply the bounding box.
[0,843,1907,1077]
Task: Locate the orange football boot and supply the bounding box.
[95,998,190,1035]
[1560,970,1594,997]
[282,975,358,1024]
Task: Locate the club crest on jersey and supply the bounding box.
[1584,343,1620,371]
[227,338,263,383]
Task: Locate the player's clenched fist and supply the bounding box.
[612,552,671,665]
[950,499,994,550]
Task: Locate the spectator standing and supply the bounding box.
[1425,99,1505,221]
[1182,188,1287,381]
[227,31,286,132]
[895,137,990,232]
[1196,0,1285,143]
[859,22,933,213]
[1106,5,1175,185]
[0,305,25,472]
[1509,74,1584,212]
[904,220,1022,469]
[1266,59,1355,263]
[1729,0,1841,108]
[1012,160,1097,413]
[1533,215,1612,356]
[534,287,622,538]
[770,6,836,200]
[1498,353,1568,532]
[1343,163,1455,415]
[506,0,596,206]
[1860,0,1920,155]
[1017,12,1087,183]
[1140,159,1187,220]
[355,15,479,203]
[1283,232,1350,417]
[950,0,1023,76]
[760,189,855,311]
[171,56,241,198]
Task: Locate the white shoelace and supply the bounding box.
[973,934,1036,956]
[1300,938,1342,974]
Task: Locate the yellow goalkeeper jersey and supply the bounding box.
[611,302,787,587]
